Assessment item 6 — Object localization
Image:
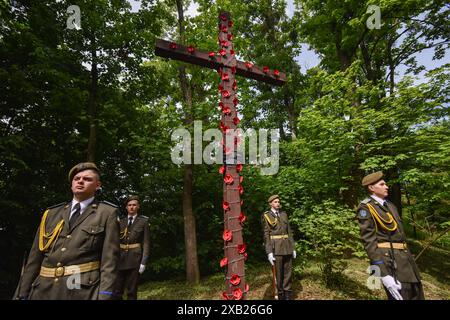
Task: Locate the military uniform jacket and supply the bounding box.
[262,210,295,256]
[357,198,421,283]
[118,215,150,270]
[18,200,120,300]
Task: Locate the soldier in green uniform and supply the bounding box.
[261,195,296,300]
[357,171,424,300]
[14,162,120,300]
[114,195,150,300]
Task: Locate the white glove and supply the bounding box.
[292,250,296,259]
[267,253,276,266]
[381,275,402,300]
[139,264,146,274]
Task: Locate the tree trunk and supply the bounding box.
[176,0,200,284]
[285,95,297,140]
[87,41,98,162]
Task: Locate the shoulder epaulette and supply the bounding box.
[139,215,149,220]
[360,198,372,204]
[47,202,68,210]
[100,200,118,208]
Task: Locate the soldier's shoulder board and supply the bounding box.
[47,202,68,210]
[360,198,372,204]
[100,200,118,208]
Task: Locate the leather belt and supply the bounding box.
[377,242,407,250]
[40,261,100,278]
[120,243,141,250]
[270,235,289,240]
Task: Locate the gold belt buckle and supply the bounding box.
[55,266,65,277]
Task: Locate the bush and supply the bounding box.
[292,200,365,287]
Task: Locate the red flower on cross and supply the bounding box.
[220,257,228,267]
[230,274,241,286]
[239,212,246,225]
[223,230,232,242]
[233,288,243,300]
[187,46,195,54]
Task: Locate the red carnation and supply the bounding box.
[228,21,234,27]
[230,49,235,55]
[220,14,227,21]
[230,274,241,286]
[221,73,229,81]
[233,97,239,106]
[239,212,246,224]
[219,166,225,174]
[274,69,280,77]
[187,46,195,54]
[223,229,232,242]
[233,288,243,300]
[243,252,248,261]
[219,48,226,56]
[222,292,229,300]
[221,40,229,47]
[233,117,240,125]
[224,173,234,185]
[238,185,244,195]
[222,90,230,98]
[208,51,215,58]
[169,42,177,49]
[245,283,249,292]
[231,66,236,74]
[222,201,230,211]
[222,105,231,115]
[220,257,228,267]
[227,34,233,41]
[263,66,269,73]
[239,176,244,183]
[221,26,228,33]
[218,84,224,92]
[232,80,237,91]
[236,164,243,172]
[245,61,253,69]
[238,243,246,254]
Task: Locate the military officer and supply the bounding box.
[357,171,424,300]
[114,195,150,300]
[261,195,296,300]
[15,162,120,300]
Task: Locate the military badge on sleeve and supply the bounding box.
[358,209,368,219]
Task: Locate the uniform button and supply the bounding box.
[57,262,62,267]
[66,235,71,239]
[61,248,66,252]
[54,278,59,283]
[89,280,93,284]
[384,253,389,256]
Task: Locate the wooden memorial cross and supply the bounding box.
[155,11,286,300]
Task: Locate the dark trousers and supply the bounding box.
[115,268,140,300]
[385,282,425,300]
[275,254,293,300]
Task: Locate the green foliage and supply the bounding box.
[293,200,365,284]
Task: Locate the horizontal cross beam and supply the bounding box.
[155,38,286,86]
